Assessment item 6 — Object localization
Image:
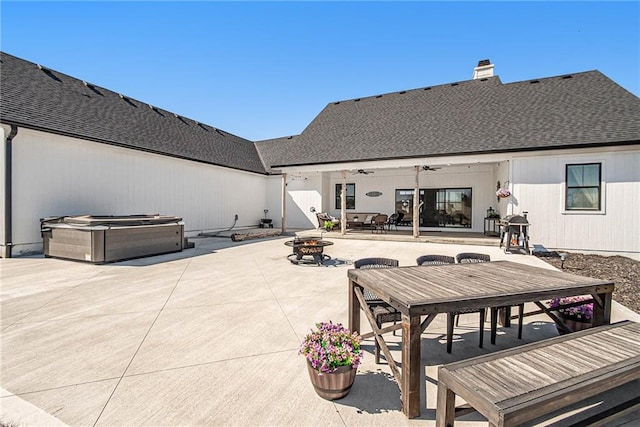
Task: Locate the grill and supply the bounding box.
[499,212,530,254]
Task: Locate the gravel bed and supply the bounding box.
[535,252,640,314]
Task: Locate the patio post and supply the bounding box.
[281,173,286,233]
[341,170,347,235]
[413,166,419,238]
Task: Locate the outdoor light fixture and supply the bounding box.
[559,253,568,269]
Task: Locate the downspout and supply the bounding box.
[3,125,18,258]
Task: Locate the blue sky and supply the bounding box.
[2,1,638,141]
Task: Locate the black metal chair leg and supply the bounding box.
[518,304,524,339]
[479,308,485,348]
[490,307,498,345]
[447,312,454,354]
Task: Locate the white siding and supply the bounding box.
[9,128,268,254]
[512,149,640,256]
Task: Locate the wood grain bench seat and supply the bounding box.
[436,321,640,427]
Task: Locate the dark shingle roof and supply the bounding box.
[254,135,299,170]
[263,72,640,168]
[3,51,638,174]
[0,52,267,174]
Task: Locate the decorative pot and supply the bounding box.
[306,362,357,400]
[556,316,593,335]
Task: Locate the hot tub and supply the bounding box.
[41,215,184,263]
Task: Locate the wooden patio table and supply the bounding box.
[347,260,614,419]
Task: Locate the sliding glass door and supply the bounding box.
[395,188,472,228]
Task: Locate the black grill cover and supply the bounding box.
[501,214,529,225]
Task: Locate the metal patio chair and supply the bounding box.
[354,257,400,363]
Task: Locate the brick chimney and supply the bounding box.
[473,59,494,79]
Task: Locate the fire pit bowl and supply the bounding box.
[284,237,334,265]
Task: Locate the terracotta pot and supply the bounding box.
[306,362,357,400]
[556,316,593,335]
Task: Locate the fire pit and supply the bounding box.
[284,237,334,265]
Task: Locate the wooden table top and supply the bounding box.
[347,261,614,315]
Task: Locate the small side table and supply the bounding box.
[484,217,500,236]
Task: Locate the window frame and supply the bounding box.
[564,162,603,213]
[335,183,356,210]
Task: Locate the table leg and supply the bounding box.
[401,313,421,418]
[592,289,613,327]
[348,279,361,334]
[436,381,455,427]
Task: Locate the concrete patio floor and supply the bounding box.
[1,235,639,426]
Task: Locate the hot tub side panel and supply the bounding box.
[43,228,105,262]
[103,224,183,262]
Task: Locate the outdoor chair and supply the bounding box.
[386,211,405,231]
[386,213,398,231]
[438,253,493,353]
[456,253,524,343]
[354,257,400,363]
[416,254,455,266]
[371,214,388,234]
[315,212,339,231]
[416,255,475,353]
[455,252,491,264]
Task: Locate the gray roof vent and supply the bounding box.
[562,75,573,79]
[83,81,103,96]
[37,64,61,82]
[119,94,136,107]
[473,59,495,79]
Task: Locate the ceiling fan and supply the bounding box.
[422,165,442,172]
[353,169,375,175]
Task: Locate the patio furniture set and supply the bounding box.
[315,211,407,233]
[347,258,638,424]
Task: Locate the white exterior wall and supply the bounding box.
[511,148,640,257]
[494,160,511,216]
[6,128,269,255]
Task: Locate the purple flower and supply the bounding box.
[299,321,362,373]
[549,296,593,320]
[496,188,511,198]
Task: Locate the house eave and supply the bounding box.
[0,119,270,176]
[269,140,640,169]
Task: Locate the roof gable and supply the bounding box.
[0,52,267,174]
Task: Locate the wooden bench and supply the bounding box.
[436,321,640,427]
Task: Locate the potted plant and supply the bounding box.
[548,296,593,334]
[496,188,511,199]
[299,321,362,400]
[323,220,334,231]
